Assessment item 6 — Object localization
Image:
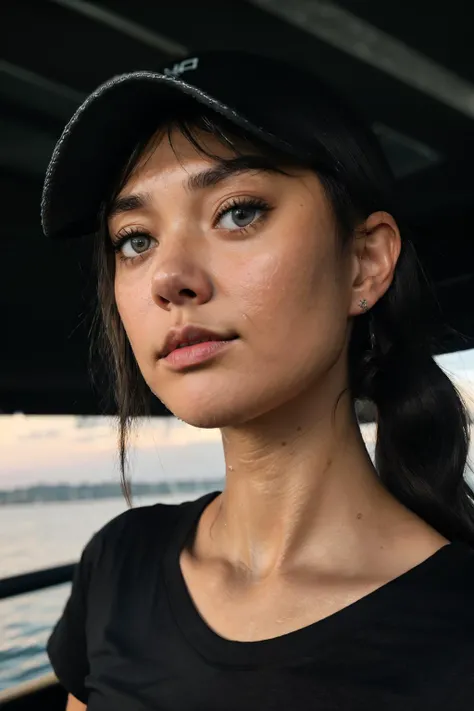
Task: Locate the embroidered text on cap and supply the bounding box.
[163,57,200,78]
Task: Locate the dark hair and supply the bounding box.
[90,98,473,544]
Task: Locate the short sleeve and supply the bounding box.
[47,532,101,704]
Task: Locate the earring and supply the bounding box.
[359,298,369,312]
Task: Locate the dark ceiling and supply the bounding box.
[1,0,474,415]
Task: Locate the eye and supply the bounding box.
[216,198,271,231]
[112,231,153,260]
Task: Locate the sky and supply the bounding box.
[1,349,473,491]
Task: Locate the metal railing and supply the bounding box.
[0,672,60,706]
[0,563,75,600]
[0,565,76,705]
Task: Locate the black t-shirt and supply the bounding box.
[47,490,474,710]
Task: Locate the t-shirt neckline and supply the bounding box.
[162,489,463,667]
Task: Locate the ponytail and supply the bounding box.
[351,238,474,544]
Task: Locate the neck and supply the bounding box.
[201,385,402,583]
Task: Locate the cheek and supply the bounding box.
[114,278,153,358]
[237,235,344,340]
[211,237,349,421]
[231,231,350,406]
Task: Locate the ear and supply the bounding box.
[348,211,402,316]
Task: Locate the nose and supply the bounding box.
[151,248,213,310]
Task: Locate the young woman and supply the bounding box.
[41,50,474,710]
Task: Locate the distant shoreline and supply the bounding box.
[0,480,224,506]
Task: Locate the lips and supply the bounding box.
[160,325,238,359]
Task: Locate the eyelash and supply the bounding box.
[110,196,272,262]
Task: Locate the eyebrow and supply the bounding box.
[185,158,270,192]
[107,156,281,219]
[108,193,152,219]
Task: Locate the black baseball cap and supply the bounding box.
[41,50,361,241]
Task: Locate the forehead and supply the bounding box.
[106,123,328,225]
[126,126,249,183]
[110,125,309,213]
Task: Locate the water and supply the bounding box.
[0,492,205,692]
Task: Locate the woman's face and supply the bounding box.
[108,127,357,427]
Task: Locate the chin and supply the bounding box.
[146,361,313,429]
[152,384,271,430]
[157,399,249,429]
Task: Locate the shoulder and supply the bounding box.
[430,541,474,602]
[444,541,474,591]
[426,541,474,640]
[81,497,184,567]
[97,497,182,541]
[78,492,213,576]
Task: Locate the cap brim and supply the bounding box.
[41,71,287,240]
